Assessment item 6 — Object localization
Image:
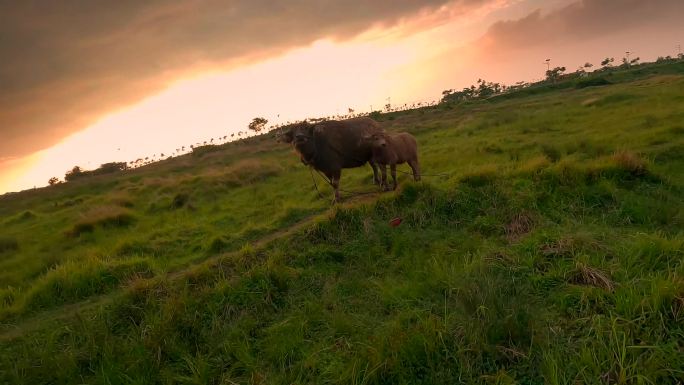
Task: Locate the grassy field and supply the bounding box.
[1,61,683,384]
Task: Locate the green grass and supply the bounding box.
[1,62,683,384]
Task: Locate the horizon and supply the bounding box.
[1,0,683,194]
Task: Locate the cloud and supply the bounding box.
[412,0,684,95]
[481,0,684,50]
[0,0,499,159]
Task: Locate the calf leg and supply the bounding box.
[369,161,380,185]
[391,164,398,190]
[409,159,421,181]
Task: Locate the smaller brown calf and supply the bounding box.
[364,132,420,191]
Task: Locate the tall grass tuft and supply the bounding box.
[611,150,648,177]
[1,257,153,318]
[67,206,135,236]
[568,262,615,292]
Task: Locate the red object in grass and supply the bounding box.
[389,217,402,227]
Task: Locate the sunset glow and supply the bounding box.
[1,0,682,193]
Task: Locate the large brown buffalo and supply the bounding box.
[278,117,383,202]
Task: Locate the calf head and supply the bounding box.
[361,132,387,149]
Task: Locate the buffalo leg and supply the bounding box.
[380,164,389,191]
[369,161,380,185]
[390,164,398,190]
[330,170,341,203]
[409,159,421,181]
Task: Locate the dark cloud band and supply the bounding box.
[1,0,469,158]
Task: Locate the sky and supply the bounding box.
[1,0,683,193]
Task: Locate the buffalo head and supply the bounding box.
[276,122,313,144]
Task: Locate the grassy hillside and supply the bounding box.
[1,62,683,384]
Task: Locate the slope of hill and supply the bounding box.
[1,62,683,384]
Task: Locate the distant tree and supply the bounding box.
[600,57,615,69]
[545,66,566,82]
[94,162,127,175]
[48,177,60,186]
[248,117,268,133]
[64,166,84,182]
[583,62,593,69]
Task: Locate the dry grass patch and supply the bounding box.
[505,212,535,242]
[568,262,615,292]
[611,150,648,176]
[517,155,551,175]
